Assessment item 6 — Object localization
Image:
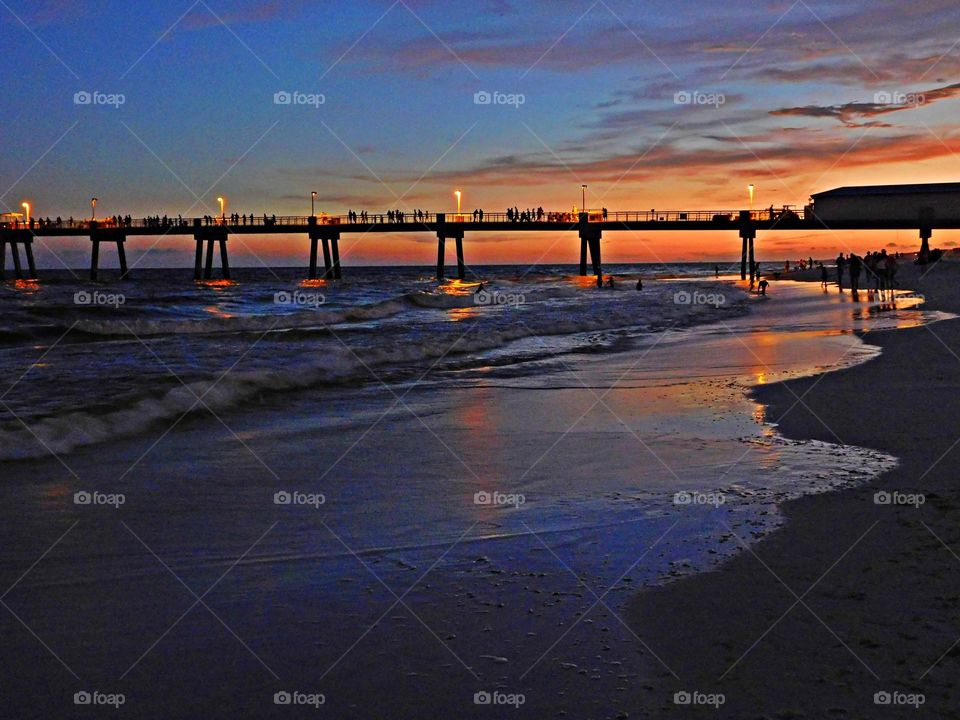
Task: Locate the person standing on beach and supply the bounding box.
[836,253,846,291]
[820,263,828,290]
[848,253,862,298]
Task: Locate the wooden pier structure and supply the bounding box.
[0,206,951,283]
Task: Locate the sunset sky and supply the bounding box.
[3,0,960,267]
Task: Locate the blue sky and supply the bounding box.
[2,0,959,264]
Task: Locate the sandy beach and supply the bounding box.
[630,260,960,717]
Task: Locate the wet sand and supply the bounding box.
[629,260,960,717]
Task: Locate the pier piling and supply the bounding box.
[89,224,129,281]
[738,211,755,281]
[11,242,23,278]
[322,237,333,279]
[1,232,37,280]
[330,235,342,279]
[309,236,319,279]
[455,236,465,280]
[193,225,230,280]
[436,234,446,280]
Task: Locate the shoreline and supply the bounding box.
[627,261,960,716]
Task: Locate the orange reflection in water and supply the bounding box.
[9,278,41,294]
[299,279,328,289]
[195,279,238,290]
[204,305,234,319]
[449,306,480,321]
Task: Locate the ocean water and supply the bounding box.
[0,263,749,459]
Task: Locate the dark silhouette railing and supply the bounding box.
[0,207,809,231]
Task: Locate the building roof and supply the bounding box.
[812,182,960,199]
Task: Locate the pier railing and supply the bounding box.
[3,208,809,231]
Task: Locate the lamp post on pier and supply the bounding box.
[91,197,98,220]
[311,191,317,217]
[581,184,586,213]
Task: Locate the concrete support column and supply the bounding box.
[738,211,755,281]
[194,237,204,280]
[321,237,332,279]
[90,239,101,281]
[309,235,319,279]
[455,235,465,280]
[330,236,342,279]
[219,238,230,279]
[203,238,215,279]
[10,242,22,279]
[116,237,128,279]
[589,235,602,277]
[436,233,446,280]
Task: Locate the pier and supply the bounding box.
[0,206,952,283]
